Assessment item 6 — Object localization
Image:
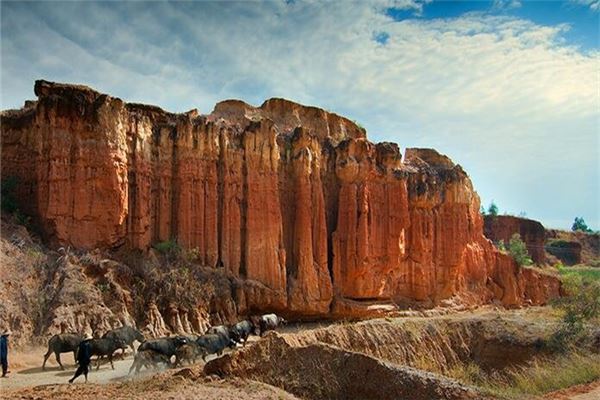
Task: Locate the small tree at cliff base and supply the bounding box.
[507,233,533,266]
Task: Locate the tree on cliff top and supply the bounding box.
[487,201,499,217]
[508,233,533,266]
[572,217,592,233]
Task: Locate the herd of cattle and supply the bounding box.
[41,314,285,375]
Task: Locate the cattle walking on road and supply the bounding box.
[258,314,286,336]
[128,349,171,375]
[102,326,145,357]
[90,337,128,370]
[42,333,83,370]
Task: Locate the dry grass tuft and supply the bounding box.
[465,352,600,399]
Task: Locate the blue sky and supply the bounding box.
[1,0,598,229]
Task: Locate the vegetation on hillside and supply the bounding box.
[556,263,600,281]
[473,352,600,399]
[446,272,600,399]
[116,244,232,324]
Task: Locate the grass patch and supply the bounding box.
[557,264,600,281]
[477,352,600,399]
[152,238,180,255]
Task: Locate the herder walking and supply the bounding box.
[69,333,93,383]
[0,329,11,377]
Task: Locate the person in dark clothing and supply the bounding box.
[69,333,93,383]
[0,330,11,377]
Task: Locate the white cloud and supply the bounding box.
[492,0,522,11]
[1,1,598,229]
[569,0,600,11]
[382,0,433,15]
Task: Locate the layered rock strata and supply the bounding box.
[1,81,560,318]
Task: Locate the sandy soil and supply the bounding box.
[1,374,300,400]
[544,380,600,400]
[1,353,155,390]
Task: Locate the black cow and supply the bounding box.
[230,320,255,346]
[196,334,235,361]
[90,337,127,370]
[137,336,188,363]
[258,313,286,336]
[207,325,233,341]
[128,349,171,375]
[42,333,82,370]
[102,326,145,356]
[174,342,205,367]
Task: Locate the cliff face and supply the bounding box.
[1,81,560,318]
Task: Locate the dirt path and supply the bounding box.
[0,348,236,391]
[571,387,600,400]
[545,380,600,400]
[0,322,329,392]
[1,356,140,390]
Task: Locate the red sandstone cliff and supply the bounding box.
[484,215,547,264]
[1,80,560,319]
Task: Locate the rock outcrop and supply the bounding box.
[484,215,546,264]
[545,229,599,266]
[205,333,483,400]
[545,239,582,266]
[1,80,560,319]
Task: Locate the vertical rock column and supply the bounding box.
[126,112,155,249]
[175,120,219,267]
[219,128,244,277]
[286,128,333,314]
[243,121,286,292]
[332,139,409,299]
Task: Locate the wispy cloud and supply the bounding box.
[492,0,522,11]
[569,0,600,11]
[1,1,598,229]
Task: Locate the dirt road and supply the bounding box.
[545,380,600,400]
[1,357,139,390]
[0,323,323,392]
[0,348,235,391]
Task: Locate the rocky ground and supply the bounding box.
[2,374,300,400]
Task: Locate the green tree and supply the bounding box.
[487,201,499,217]
[507,233,532,266]
[571,217,592,233]
[496,239,507,253]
